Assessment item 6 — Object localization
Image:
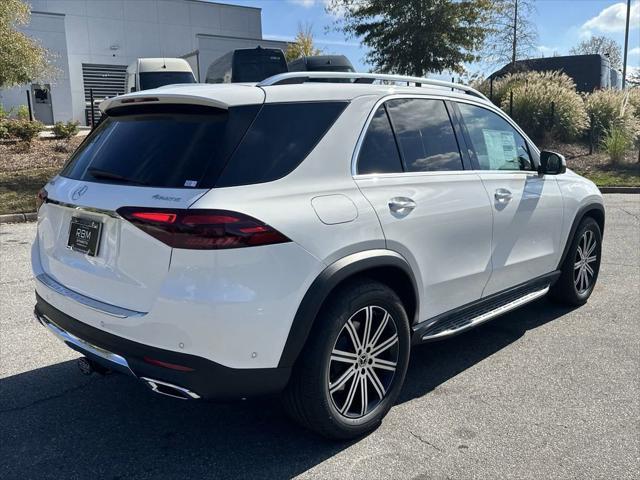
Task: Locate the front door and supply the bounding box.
[31,83,53,125]
[455,102,564,296]
[354,98,493,321]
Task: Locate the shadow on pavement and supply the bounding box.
[0,298,574,479]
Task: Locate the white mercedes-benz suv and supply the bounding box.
[32,72,604,439]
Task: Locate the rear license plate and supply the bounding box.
[67,217,102,256]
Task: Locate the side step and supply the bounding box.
[413,275,557,343]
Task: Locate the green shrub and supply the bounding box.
[0,121,8,140]
[585,89,638,145]
[601,125,632,164]
[6,119,44,143]
[478,71,588,142]
[15,105,30,120]
[52,120,79,139]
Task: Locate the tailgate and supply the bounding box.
[36,176,207,313]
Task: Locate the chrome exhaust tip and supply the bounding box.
[77,357,93,375]
[140,377,200,400]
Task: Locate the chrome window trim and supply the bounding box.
[36,272,146,318]
[351,94,540,177]
[45,198,121,219]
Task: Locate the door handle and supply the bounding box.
[388,197,416,216]
[494,188,512,203]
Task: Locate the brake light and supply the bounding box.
[117,207,290,250]
[130,212,177,223]
[36,187,48,211]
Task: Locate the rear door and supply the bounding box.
[454,101,564,296]
[35,103,259,313]
[354,97,493,320]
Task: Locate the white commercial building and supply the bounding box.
[0,0,287,125]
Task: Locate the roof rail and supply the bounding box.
[258,72,488,101]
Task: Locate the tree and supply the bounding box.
[570,36,622,70]
[327,0,494,76]
[0,0,54,88]
[285,23,322,62]
[483,0,538,68]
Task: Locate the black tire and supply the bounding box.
[550,216,602,306]
[283,278,411,440]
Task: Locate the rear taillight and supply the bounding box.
[117,207,290,250]
[36,187,48,211]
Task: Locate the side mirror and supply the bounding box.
[538,150,566,175]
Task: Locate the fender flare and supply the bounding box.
[557,202,605,269]
[277,249,419,368]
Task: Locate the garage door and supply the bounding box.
[82,63,126,124]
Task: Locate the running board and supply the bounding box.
[420,286,549,341]
[412,273,559,344]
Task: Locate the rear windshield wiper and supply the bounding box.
[87,167,150,186]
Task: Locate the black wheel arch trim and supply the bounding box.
[278,249,419,368]
[557,202,605,270]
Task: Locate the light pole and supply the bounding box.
[622,0,631,89]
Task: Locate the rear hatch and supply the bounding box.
[36,97,262,313]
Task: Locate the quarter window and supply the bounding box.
[357,105,403,174]
[457,103,533,171]
[385,99,463,172]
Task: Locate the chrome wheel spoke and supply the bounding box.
[371,332,398,358]
[344,319,362,351]
[584,263,594,277]
[362,306,373,347]
[340,372,359,414]
[331,349,358,365]
[330,365,356,394]
[367,367,386,399]
[581,268,588,291]
[586,255,597,264]
[371,357,397,372]
[574,261,582,270]
[368,311,389,348]
[359,373,368,416]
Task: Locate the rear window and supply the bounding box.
[139,71,196,90]
[60,105,258,188]
[60,102,347,189]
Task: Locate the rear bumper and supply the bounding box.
[35,293,291,400]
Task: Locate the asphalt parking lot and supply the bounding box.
[1,194,638,480]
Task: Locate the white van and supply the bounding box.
[125,58,196,93]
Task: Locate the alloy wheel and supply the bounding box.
[327,305,399,419]
[574,230,598,294]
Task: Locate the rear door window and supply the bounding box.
[385,98,463,172]
[357,105,403,175]
[60,104,258,188]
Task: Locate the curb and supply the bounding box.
[0,212,37,224]
[598,186,640,194]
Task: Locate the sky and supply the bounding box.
[215,0,640,79]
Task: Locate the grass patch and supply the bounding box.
[572,166,640,187]
[0,167,59,215]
